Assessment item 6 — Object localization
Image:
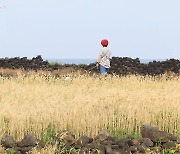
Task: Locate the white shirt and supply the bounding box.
[99,47,112,68]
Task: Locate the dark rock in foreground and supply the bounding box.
[1,134,45,154]
[1,125,179,154]
[1,134,16,149]
[141,124,177,143]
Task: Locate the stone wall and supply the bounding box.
[0,55,180,76]
[1,125,180,153]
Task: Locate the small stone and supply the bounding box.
[117,139,128,149]
[150,147,162,153]
[17,134,37,147]
[160,131,177,141]
[74,144,81,149]
[79,147,89,154]
[140,138,154,147]
[111,145,119,150]
[107,136,119,144]
[105,144,112,153]
[128,139,140,146]
[98,130,110,137]
[19,146,34,153]
[103,140,113,145]
[162,141,176,149]
[137,145,146,153]
[95,134,108,142]
[129,146,138,153]
[99,145,106,154]
[141,124,177,143]
[1,134,16,149]
[112,149,122,154]
[36,139,45,148]
[77,136,93,147]
[85,141,100,150]
[57,130,75,144]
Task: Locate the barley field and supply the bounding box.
[0,73,179,145]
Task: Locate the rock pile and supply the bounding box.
[1,125,180,154]
[0,55,50,70]
[1,134,45,154]
[109,57,180,76]
[0,55,180,76]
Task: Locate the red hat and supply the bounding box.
[101,39,109,46]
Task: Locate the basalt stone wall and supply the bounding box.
[109,57,180,76]
[0,55,50,70]
[0,55,180,76]
[84,57,180,76]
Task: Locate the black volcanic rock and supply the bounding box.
[0,56,179,76]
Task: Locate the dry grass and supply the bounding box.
[0,73,179,143]
[0,68,85,77]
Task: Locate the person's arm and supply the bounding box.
[97,54,102,63]
[96,51,103,67]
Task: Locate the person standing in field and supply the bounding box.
[96,39,112,74]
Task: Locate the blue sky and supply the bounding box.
[0,0,180,59]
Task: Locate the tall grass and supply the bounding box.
[0,74,179,142]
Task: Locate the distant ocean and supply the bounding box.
[46,58,167,65]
